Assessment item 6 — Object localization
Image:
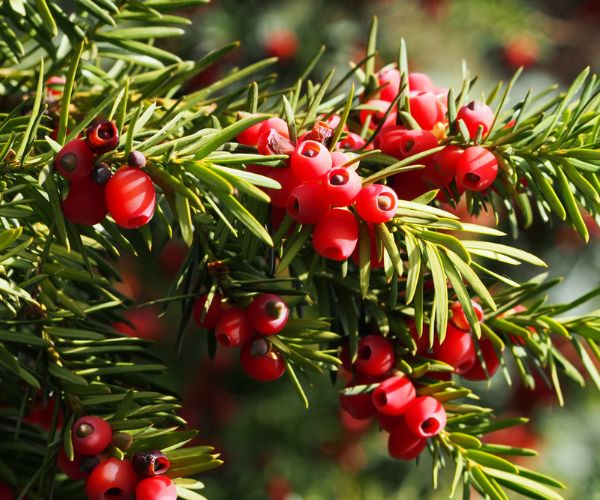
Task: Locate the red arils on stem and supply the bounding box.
[388,418,427,460]
[423,145,464,188]
[62,176,108,226]
[86,119,119,154]
[455,146,498,192]
[403,396,446,438]
[105,167,156,228]
[371,375,416,416]
[248,293,289,335]
[214,307,252,347]
[450,300,484,331]
[287,182,329,224]
[72,416,112,456]
[432,324,476,374]
[340,384,377,420]
[136,476,177,500]
[354,335,395,377]
[84,458,137,500]
[265,167,300,208]
[456,101,494,139]
[290,140,332,182]
[312,208,358,261]
[55,139,95,181]
[408,91,445,130]
[192,293,223,330]
[378,128,437,161]
[324,167,362,207]
[462,338,501,381]
[355,184,398,223]
[132,450,171,477]
[240,336,286,381]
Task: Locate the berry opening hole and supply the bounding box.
[301,143,320,158]
[76,422,94,438]
[289,197,300,215]
[374,390,387,407]
[251,338,270,357]
[420,417,440,435]
[358,345,372,361]
[377,194,395,212]
[217,334,230,347]
[330,172,348,186]
[465,173,480,185]
[60,152,78,172]
[467,101,476,111]
[98,123,115,140]
[402,139,415,153]
[104,487,123,498]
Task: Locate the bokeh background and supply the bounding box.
[114,1,600,498]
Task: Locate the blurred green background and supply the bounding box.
[117,1,600,498]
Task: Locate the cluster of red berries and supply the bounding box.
[370,69,499,199]
[339,335,447,461]
[192,292,290,381]
[237,117,399,262]
[59,415,176,500]
[56,119,155,229]
[414,300,501,381]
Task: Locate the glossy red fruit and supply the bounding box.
[372,375,416,416]
[331,151,351,168]
[450,300,484,331]
[62,176,108,226]
[312,208,358,260]
[354,335,395,377]
[338,132,366,151]
[456,101,494,139]
[423,145,464,188]
[72,416,112,456]
[324,167,362,206]
[86,119,119,154]
[135,476,177,500]
[54,139,95,181]
[240,336,286,381]
[57,448,87,480]
[214,307,252,347]
[388,418,427,460]
[248,293,289,335]
[378,67,400,102]
[192,294,223,330]
[359,99,397,130]
[259,117,289,139]
[404,396,446,438]
[105,167,156,228]
[340,383,377,420]
[379,127,437,161]
[265,168,300,208]
[355,184,398,223]
[85,458,137,500]
[236,114,268,146]
[455,146,498,192]
[390,170,429,200]
[290,140,332,182]
[462,339,501,381]
[287,182,329,224]
[432,324,476,374]
[408,72,435,92]
[408,91,445,130]
[132,450,170,478]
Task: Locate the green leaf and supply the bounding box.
[285,360,309,409]
[97,27,185,40]
[48,364,88,386]
[35,0,57,35]
[57,41,84,145]
[465,450,519,473]
[482,467,564,500]
[375,223,402,276]
[425,243,448,340]
[276,226,311,274]
[221,195,273,246]
[15,59,44,161]
[470,466,508,500]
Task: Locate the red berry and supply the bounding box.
[57,448,87,480]
[324,167,362,207]
[312,208,358,260]
[408,91,445,130]
[331,151,351,168]
[54,139,95,181]
[240,336,286,381]
[46,75,66,98]
[264,29,298,61]
[62,176,108,226]
[84,458,137,500]
[290,140,332,182]
[359,99,396,130]
[388,418,427,460]
[257,129,295,156]
[248,293,289,335]
[340,383,377,420]
[355,184,398,223]
[455,146,498,192]
[72,416,112,456]
[287,182,329,224]
[86,119,119,154]
[259,117,289,139]
[379,127,437,160]
[404,396,446,438]
[422,145,464,188]
[432,324,476,374]
[236,114,268,146]
[462,339,501,381]
[378,67,400,102]
[132,450,171,477]
[354,335,395,377]
[456,101,494,139]
[105,167,156,228]
[338,132,366,151]
[378,413,402,433]
[265,168,301,208]
[371,375,416,416]
[408,72,435,92]
[450,300,484,331]
[135,476,177,500]
[192,293,223,330]
[390,170,429,200]
[214,307,252,347]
